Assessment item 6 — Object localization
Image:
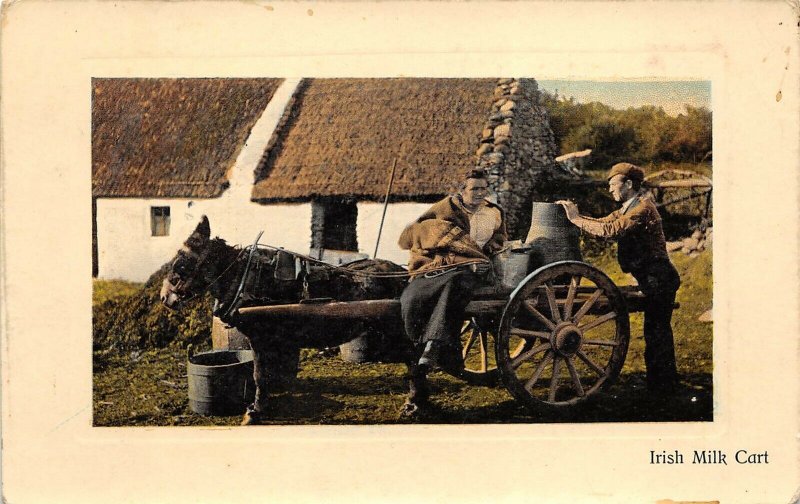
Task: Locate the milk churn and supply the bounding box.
[492,241,533,289]
[524,202,582,270]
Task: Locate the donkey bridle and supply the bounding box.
[168,244,245,305]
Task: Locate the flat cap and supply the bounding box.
[607,162,644,183]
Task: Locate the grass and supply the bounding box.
[93,279,142,306]
[92,241,713,426]
[586,242,713,380]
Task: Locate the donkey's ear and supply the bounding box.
[197,215,210,239]
[185,215,210,249]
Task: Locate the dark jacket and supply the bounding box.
[585,194,678,290]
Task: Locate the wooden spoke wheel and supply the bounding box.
[496,261,630,409]
[449,317,500,386]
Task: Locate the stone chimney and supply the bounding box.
[475,78,560,239]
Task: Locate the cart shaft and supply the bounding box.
[233,287,659,323]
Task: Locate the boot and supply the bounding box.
[417,340,441,372]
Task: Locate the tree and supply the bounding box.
[539,89,712,165]
[660,106,712,162]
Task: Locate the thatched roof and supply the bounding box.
[93,78,283,198]
[251,78,498,203]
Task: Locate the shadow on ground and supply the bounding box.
[266,370,713,425]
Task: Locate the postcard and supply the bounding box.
[2,1,798,502]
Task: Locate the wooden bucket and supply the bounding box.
[187,350,255,416]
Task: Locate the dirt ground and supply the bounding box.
[93,349,712,426]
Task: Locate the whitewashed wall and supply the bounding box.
[96,198,312,282]
[357,201,430,266]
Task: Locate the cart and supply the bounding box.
[233,260,651,412]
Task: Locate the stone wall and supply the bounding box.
[475,78,560,239]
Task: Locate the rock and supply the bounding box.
[499,181,511,191]
[666,241,683,252]
[476,143,493,157]
[500,100,516,112]
[498,78,513,85]
[494,124,511,137]
[692,229,704,240]
[696,239,705,251]
[494,98,508,108]
[482,128,494,139]
[683,237,699,250]
[689,251,700,258]
[500,110,514,119]
[681,246,691,254]
[510,86,521,95]
[487,152,504,164]
[494,135,511,146]
[698,309,713,322]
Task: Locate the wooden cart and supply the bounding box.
[235,260,647,412]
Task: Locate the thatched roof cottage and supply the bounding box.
[92,77,294,280]
[92,77,559,281]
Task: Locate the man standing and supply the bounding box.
[557,162,681,393]
[398,169,507,374]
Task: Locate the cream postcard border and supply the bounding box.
[2,1,798,502]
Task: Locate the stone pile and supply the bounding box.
[475,78,560,236]
[666,227,713,257]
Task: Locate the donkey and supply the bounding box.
[160,216,434,424]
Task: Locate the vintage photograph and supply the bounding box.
[91,77,713,426]
[4,1,798,502]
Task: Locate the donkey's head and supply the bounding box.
[160,216,215,310]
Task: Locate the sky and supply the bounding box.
[537,80,711,116]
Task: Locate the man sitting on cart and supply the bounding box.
[398,168,507,378]
[557,162,681,394]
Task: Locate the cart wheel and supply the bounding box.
[450,317,500,386]
[496,261,629,409]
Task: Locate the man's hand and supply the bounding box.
[555,200,580,221]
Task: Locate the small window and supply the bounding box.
[151,206,170,236]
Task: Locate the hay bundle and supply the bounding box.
[93,264,213,353]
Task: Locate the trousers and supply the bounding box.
[400,268,479,350]
[630,259,681,390]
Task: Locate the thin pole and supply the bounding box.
[373,158,398,258]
